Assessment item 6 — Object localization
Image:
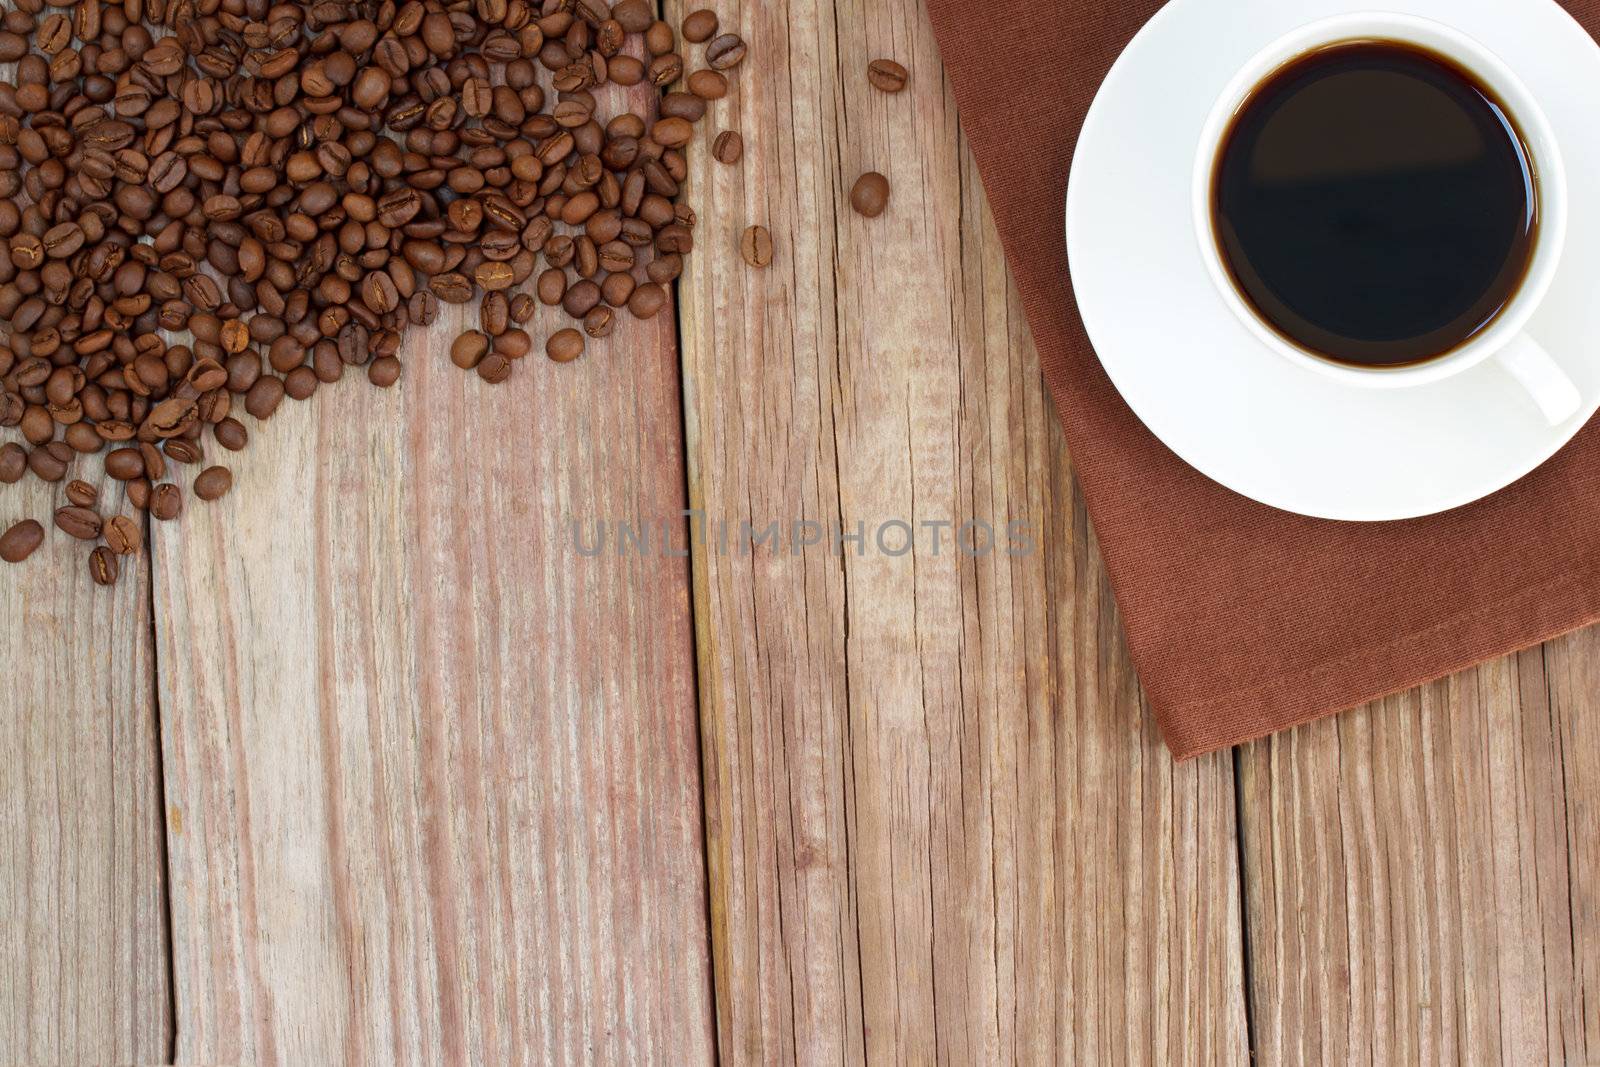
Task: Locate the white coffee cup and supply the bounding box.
[1190,11,1580,424]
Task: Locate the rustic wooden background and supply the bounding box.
[3,0,1598,1063]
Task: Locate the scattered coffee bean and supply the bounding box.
[89,547,118,587]
[477,353,514,384]
[497,330,534,360]
[452,331,492,371]
[0,519,44,564]
[480,293,510,337]
[538,268,570,306]
[646,21,677,57]
[868,59,910,93]
[683,9,720,43]
[688,70,730,100]
[194,467,233,502]
[215,420,249,453]
[65,481,99,509]
[127,481,152,513]
[369,358,403,388]
[741,226,775,268]
[103,516,142,556]
[851,172,893,218]
[548,329,587,363]
[714,131,745,165]
[707,34,749,71]
[28,447,68,483]
[0,447,24,486]
[564,280,604,319]
[55,507,103,542]
[585,306,616,338]
[628,283,669,320]
[149,484,183,522]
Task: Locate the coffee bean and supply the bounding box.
[646,21,676,56]
[547,329,586,363]
[164,439,204,465]
[609,55,646,85]
[194,466,233,502]
[432,273,475,303]
[497,330,534,359]
[106,448,145,481]
[657,224,695,255]
[452,330,492,370]
[0,443,25,484]
[741,225,775,268]
[475,261,516,291]
[584,306,616,338]
[28,447,68,483]
[613,0,653,33]
[688,70,729,100]
[149,483,183,521]
[682,9,719,43]
[103,515,142,555]
[214,419,248,452]
[628,282,669,319]
[476,352,513,383]
[368,357,403,388]
[537,267,569,305]
[867,59,909,93]
[706,34,748,70]
[89,546,118,586]
[55,506,102,541]
[596,272,633,307]
[653,117,695,149]
[476,292,508,334]
[285,367,320,401]
[713,131,744,165]
[42,221,86,259]
[221,321,253,355]
[510,293,539,324]
[140,444,167,483]
[0,519,44,564]
[65,481,99,508]
[649,54,685,86]
[245,377,286,421]
[648,254,685,285]
[662,92,708,122]
[850,172,892,217]
[563,280,603,318]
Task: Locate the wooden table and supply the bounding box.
[4,0,1598,1063]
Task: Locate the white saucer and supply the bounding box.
[1066,0,1600,521]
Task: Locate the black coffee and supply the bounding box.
[1212,40,1539,367]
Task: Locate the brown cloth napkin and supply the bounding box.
[924,0,1600,758]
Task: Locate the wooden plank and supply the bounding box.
[0,474,171,1062]
[673,0,1249,1059]
[150,245,713,1060]
[1239,630,1600,1064]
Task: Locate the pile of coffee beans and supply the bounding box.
[0,0,749,584]
[442,0,754,373]
[0,0,907,589]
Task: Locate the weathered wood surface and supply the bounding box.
[1239,635,1600,1066]
[8,0,1600,1062]
[671,0,1247,1060]
[0,475,171,1063]
[149,281,713,1060]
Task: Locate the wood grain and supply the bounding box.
[149,260,713,1058]
[672,0,1248,1060]
[0,474,171,1063]
[1239,632,1600,1065]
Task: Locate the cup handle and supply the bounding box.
[1496,332,1581,424]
